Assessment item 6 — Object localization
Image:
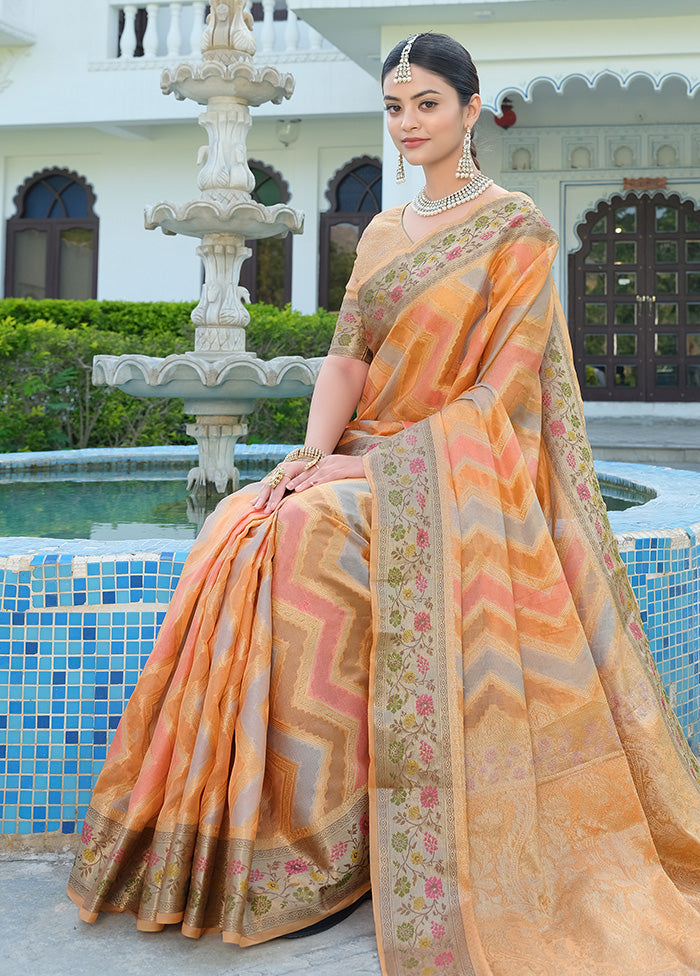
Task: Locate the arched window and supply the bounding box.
[5,168,99,300]
[318,156,382,311]
[239,161,292,307]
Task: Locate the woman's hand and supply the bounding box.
[252,459,308,514]
[251,454,365,514]
[288,454,365,493]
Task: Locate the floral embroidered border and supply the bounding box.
[69,796,370,938]
[366,419,478,976]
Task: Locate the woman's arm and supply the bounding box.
[252,354,370,512]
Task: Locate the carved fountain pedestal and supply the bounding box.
[93,1,321,501]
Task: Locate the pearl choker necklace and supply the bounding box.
[412,173,494,217]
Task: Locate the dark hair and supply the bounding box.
[381,33,481,166]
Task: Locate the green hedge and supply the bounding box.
[0,299,337,453]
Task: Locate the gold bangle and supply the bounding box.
[283,446,327,466]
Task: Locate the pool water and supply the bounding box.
[0,475,251,540]
[0,473,643,541]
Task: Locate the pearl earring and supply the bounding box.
[456,128,474,180]
[396,152,406,185]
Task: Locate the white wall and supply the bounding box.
[1,114,382,310]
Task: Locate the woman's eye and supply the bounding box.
[421,100,437,109]
[384,104,400,113]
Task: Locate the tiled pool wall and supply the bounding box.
[0,453,699,837]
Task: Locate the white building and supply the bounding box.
[1,0,699,406]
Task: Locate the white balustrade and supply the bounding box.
[114,1,328,60]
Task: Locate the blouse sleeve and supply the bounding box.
[327,226,374,364]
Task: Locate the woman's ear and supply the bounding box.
[464,93,482,130]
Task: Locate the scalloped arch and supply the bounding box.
[488,69,698,111]
[569,189,700,252]
[11,166,98,217]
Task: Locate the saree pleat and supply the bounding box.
[70,192,700,974]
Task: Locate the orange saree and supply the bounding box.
[69,193,700,975]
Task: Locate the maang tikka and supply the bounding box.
[393,34,421,83]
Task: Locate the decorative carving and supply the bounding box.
[511,147,532,171]
[655,144,678,167]
[186,416,249,492]
[570,146,591,170]
[613,145,635,168]
[197,101,254,192]
[192,234,252,335]
[624,177,667,191]
[201,0,256,62]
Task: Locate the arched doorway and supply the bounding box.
[239,160,292,307]
[5,168,99,300]
[318,156,382,311]
[569,192,700,401]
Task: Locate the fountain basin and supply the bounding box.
[0,452,699,837]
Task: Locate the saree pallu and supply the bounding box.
[69,193,700,975]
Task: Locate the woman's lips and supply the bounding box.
[402,138,427,148]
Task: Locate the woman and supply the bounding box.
[69,33,700,976]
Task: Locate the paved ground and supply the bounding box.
[585,414,700,470]
[0,852,381,976]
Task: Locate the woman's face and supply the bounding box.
[382,64,480,173]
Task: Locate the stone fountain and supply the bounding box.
[93,0,321,499]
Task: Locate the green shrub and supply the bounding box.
[0,301,338,452]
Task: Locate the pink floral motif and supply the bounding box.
[509,215,524,228]
[542,389,552,407]
[417,268,431,278]
[416,694,434,716]
[414,612,431,632]
[359,813,370,836]
[446,246,463,260]
[480,231,495,241]
[416,492,426,511]
[630,621,643,640]
[604,553,614,570]
[425,876,444,899]
[549,420,565,437]
[331,841,348,863]
[249,869,264,882]
[195,855,211,872]
[416,529,429,548]
[435,952,455,967]
[416,653,429,674]
[420,786,439,808]
[110,848,125,863]
[227,858,246,875]
[424,832,438,855]
[566,451,576,469]
[391,285,403,302]
[419,740,433,764]
[374,308,385,321]
[285,858,308,874]
[81,824,93,844]
[416,572,428,594]
[142,850,160,867]
[409,457,426,474]
[595,519,602,536]
[430,921,446,940]
[342,311,357,323]
[577,483,591,501]
[405,434,417,446]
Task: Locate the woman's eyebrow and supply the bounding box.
[383,89,441,102]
